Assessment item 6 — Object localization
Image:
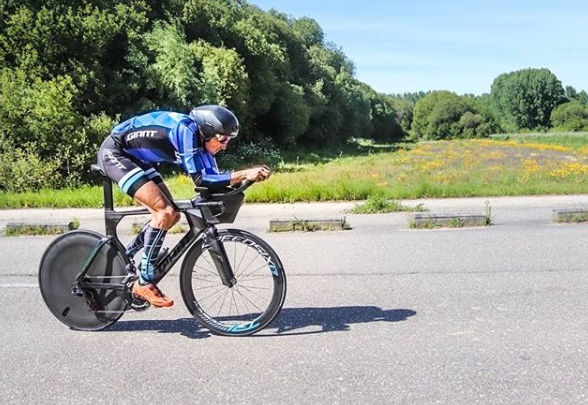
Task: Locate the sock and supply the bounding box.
[139,225,167,285]
[125,222,149,257]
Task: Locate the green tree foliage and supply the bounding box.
[2,1,587,193]
[550,101,588,131]
[0,0,406,191]
[387,97,414,136]
[411,91,495,140]
[565,85,588,105]
[0,67,113,189]
[490,68,565,131]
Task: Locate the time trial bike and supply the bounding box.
[38,164,287,336]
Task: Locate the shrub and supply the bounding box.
[412,91,474,140]
[0,68,115,189]
[0,139,62,192]
[550,101,588,131]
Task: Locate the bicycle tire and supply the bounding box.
[180,228,287,336]
[38,230,128,331]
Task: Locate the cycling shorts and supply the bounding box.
[97,137,163,198]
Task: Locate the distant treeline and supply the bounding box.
[0,0,587,192]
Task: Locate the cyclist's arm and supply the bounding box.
[174,122,271,189]
[173,122,232,190]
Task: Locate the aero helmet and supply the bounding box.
[189,105,239,141]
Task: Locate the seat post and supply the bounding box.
[103,177,114,212]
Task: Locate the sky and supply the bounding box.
[248,0,588,96]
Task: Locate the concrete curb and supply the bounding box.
[551,209,588,223]
[4,220,77,236]
[268,217,349,232]
[409,213,490,229]
[3,195,588,235]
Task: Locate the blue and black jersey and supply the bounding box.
[110,111,231,189]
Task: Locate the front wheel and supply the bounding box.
[180,229,286,336]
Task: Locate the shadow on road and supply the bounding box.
[108,317,211,339]
[269,306,417,336]
[106,306,416,339]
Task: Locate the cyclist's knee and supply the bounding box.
[152,206,180,230]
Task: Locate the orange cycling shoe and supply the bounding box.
[132,282,174,308]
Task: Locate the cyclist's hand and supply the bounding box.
[244,166,271,182]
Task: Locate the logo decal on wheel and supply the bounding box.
[220,234,280,277]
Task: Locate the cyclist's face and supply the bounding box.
[204,136,228,155]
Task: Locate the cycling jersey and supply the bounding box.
[109,111,231,189]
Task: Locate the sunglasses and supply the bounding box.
[215,134,234,144]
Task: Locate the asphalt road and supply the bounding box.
[1,203,588,404]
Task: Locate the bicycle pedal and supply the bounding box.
[122,278,151,311]
[129,296,151,311]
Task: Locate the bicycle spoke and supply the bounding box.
[235,252,260,279]
[233,286,265,313]
[198,285,228,304]
[200,252,216,272]
[191,275,222,285]
[236,288,254,319]
[239,262,269,279]
[239,274,272,281]
[235,283,272,303]
[183,229,286,336]
[216,288,231,318]
[193,263,218,277]
[239,283,274,291]
[232,242,250,276]
[193,283,225,291]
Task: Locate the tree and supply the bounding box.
[565,85,588,105]
[550,101,588,131]
[412,91,475,140]
[490,68,565,131]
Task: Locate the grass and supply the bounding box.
[247,133,588,202]
[2,132,588,208]
[350,196,426,214]
[491,132,588,149]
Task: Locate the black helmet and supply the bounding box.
[189,105,239,141]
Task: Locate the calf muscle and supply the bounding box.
[133,181,180,230]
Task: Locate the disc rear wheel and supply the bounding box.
[39,230,128,331]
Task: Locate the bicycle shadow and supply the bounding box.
[267,306,417,336]
[107,317,211,339]
[106,306,416,339]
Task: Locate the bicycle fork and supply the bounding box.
[203,227,236,287]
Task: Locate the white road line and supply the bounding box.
[0,284,38,288]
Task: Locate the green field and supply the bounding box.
[2,132,588,209]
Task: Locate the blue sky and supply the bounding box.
[248,0,588,95]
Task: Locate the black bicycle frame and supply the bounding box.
[73,166,237,294]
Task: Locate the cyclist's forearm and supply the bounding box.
[191,172,231,190]
[230,170,248,185]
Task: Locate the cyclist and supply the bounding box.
[97,105,271,308]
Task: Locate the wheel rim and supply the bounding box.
[188,233,284,334]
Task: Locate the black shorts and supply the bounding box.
[97,137,163,197]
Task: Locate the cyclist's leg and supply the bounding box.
[130,181,179,307]
[124,169,174,258]
[132,181,180,278]
[98,138,179,306]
